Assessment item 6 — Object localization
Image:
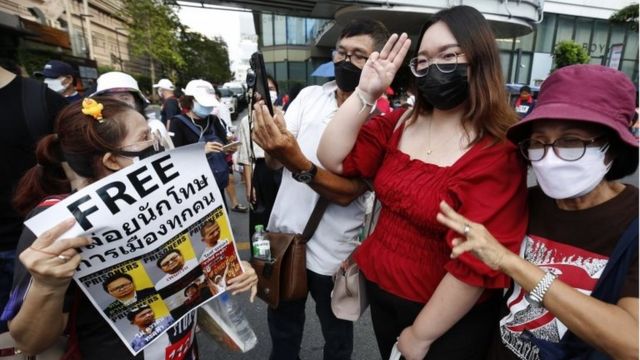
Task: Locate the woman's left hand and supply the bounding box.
[397,326,431,360]
[436,201,510,270]
[227,260,258,302]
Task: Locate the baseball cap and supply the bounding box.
[34,60,76,78]
[90,71,150,105]
[153,78,175,90]
[507,64,638,148]
[183,79,219,107]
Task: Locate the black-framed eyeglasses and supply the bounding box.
[409,51,465,77]
[518,137,608,162]
[332,49,369,68]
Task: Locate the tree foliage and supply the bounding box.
[610,4,639,31]
[553,40,590,70]
[122,0,184,86]
[175,27,233,86]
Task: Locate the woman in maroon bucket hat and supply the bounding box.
[436,64,638,359]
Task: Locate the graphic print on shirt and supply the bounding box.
[499,235,608,360]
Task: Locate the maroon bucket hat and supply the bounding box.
[507,64,638,148]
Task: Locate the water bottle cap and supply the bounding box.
[254,224,264,232]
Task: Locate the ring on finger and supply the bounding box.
[57,255,70,262]
[463,223,471,236]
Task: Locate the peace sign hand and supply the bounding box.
[436,201,510,271]
[357,33,412,103]
[20,218,91,291]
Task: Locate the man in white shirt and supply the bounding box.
[252,18,389,360]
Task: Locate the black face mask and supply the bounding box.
[334,61,362,93]
[118,144,165,161]
[416,64,469,110]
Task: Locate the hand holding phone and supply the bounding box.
[249,52,274,116]
[222,140,241,152]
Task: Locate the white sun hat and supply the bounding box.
[91,71,150,104]
[153,78,175,90]
[183,79,219,107]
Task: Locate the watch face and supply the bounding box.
[525,293,541,308]
[293,172,314,183]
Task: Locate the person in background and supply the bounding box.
[35,60,82,103]
[153,78,180,126]
[282,81,303,112]
[252,18,390,360]
[237,75,282,236]
[3,98,258,359]
[170,80,232,206]
[92,71,173,150]
[438,64,638,360]
[0,62,67,333]
[514,85,535,119]
[317,6,527,359]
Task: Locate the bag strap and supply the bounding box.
[300,197,329,243]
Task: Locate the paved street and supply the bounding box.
[195,109,380,360]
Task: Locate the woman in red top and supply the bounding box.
[317,6,528,360]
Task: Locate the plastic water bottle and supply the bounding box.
[251,224,271,259]
[219,291,258,349]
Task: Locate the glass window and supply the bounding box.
[574,18,593,54]
[624,28,638,60]
[555,15,575,43]
[500,51,512,82]
[275,61,287,82]
[516,53,532,84]
[274,15,286,45]
[516,31,535,52]
[289,62,307,82]
[262,14,273,46]
[621,60,638,83]
[590,20,610,57]
[589,57,603,65]
[607,24,626,61]
[265,62,275,78]
[535,14,556,52]
[287,17,306,45]
[306,19,325,43]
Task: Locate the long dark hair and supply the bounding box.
[412,5,517,143]
[13,97,136,215]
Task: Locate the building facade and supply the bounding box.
[252,1,638,91]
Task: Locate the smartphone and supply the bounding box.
[222,140,241,151]
[249,52,274,116]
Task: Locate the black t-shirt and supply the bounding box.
[490,185,639,360]
[161,97,180,125]
[5,199,198,360]
[0,76,67,251]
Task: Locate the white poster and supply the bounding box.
[25,144,244,355]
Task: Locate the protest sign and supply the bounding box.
[25,144,244,355]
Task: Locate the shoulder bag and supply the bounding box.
[250,198,329,309]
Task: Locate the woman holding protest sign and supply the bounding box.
[4,97,257,359]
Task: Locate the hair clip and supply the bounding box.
[81,98,104,123]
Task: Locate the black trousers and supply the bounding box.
[366,278,500,360]
[268,269,353,360]
[249,159,281,237]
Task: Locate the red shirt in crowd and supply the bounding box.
[342,109,528,303]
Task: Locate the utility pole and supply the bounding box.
[79,13,93,59]
[115,28,127,71]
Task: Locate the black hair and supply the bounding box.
[156,249,182,268]
[127,305,151,322]
[183,283,199,296]
[604,128,639,180]
[338,18,390,52]
[520,86,531,93]
[266,74,279,94]
[102,272,133,292]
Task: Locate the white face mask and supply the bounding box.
[44,77,67,94]
[269,90,278,105]
[531,144,611,199]
[192,101,214,119]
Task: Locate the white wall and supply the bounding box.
[544,0,636,19]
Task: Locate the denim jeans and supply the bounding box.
[268,269,353,360]
[0,249,16,332]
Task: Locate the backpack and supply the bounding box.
[175,114,229,190]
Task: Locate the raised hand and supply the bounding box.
[20,218,91,291]
[357,33,412,102]
[436,201,510,270]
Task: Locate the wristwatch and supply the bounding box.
[525,272,557,307]
[291,162,318,183]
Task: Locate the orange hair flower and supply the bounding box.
[81,98,104,123]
